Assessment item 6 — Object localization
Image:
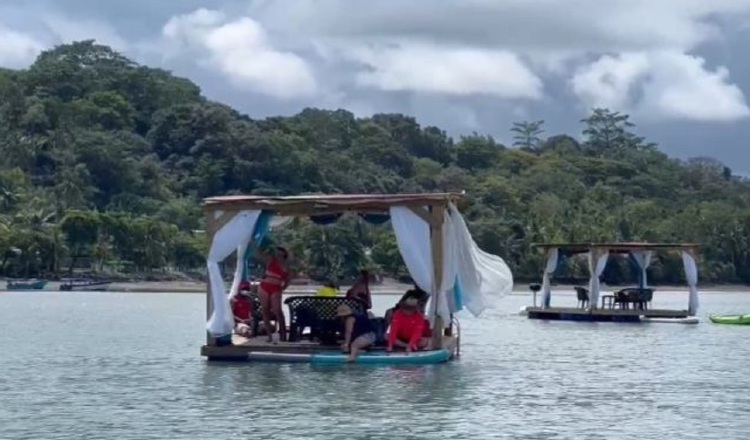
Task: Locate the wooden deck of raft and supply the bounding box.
[525,306,689,322]
[201,334,459,361]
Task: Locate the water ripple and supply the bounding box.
[1,291,749,439]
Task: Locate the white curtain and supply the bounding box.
[541,248,559,309]
[206,210,261,337]
[445,203,514,316]
[440,209,459,317]
[588,250,609,309]
[631,250,653,288]
[390,206,453,328]
[390,206,434,294]
[682,250,699,316]
[390,204,515,328]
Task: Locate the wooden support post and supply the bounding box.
[429,203,445,349]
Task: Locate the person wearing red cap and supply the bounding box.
[231,285,255,338]
[387,297,431,352]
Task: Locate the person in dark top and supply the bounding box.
[336,304,376,362]
[345,270,373,311]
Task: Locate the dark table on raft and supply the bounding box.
[601,288,654,310]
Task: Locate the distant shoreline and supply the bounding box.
[1,280,748,294]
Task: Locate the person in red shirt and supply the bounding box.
[256,246,292,342]
[385,286,429,329]
[387,297,431,352]
[230,284,254,338]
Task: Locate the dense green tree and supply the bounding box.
[3,41,750,285]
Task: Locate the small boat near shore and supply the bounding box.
[59,278,112,291]
[709,314,750,325]
[5,279,48,290]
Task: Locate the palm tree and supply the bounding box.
[511,120,545,151]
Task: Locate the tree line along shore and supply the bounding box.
[3,41,750,287]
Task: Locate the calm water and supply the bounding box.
[1,289,750,440]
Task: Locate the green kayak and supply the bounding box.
[709,314,750,325]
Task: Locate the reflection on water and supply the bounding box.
[1,290,749,439]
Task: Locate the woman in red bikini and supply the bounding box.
[257,246,292,342]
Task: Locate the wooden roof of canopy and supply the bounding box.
[202,192,467,215]
[532,242,699,254]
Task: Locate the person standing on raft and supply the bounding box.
[256,246,292,342]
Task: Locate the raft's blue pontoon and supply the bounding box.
[245,349,452,365]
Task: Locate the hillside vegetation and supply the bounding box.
[2,41,750,285]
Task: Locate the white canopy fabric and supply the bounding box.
[206,210,261,337]
[588,250,609,309]
[540,248,559,309]
[389,203,514,328]
[446,203,514,316]
[682,250,699,316]
[630,250,653,288]
[205,203,514,334]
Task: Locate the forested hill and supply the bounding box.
[1,40,750,285]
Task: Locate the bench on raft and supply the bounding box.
[284,295,386,345]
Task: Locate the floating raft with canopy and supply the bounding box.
[199,192,514,364]
[520,242,700,323]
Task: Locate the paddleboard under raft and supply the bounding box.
[245,349,453,365]
[202,335,460,364]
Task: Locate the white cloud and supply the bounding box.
[0,6,129,68]
[642,52,750,122]
[571,51,749,122]
[347,43,542,99]
[0,25,44,67]
[4,0,750,124]
[247,0,750,121]
[571,53,651,111]
[41,15,128,51]
[162,8,317,100]
[250,0,750,54]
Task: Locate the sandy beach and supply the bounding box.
[0,280,415,294]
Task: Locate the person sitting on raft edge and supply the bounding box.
[336,304,376,362]
[387,296,431,353]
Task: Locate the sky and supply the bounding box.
[2,0,750,171]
